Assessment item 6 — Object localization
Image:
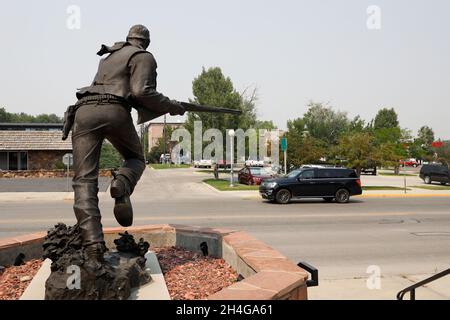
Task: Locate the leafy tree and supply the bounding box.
[408,126,435,163]
[0,107,63,123]
[435,141,450,166]
[374,142,404,172]
[371,108,409,173]
[185,67,256,133]
[147,126,175,163]
[374,126,402,145]
[184,67,260,161]
[374,108,399,130]
[347,115,367,133]
[302,101,349,145]
[284,117,326,168]
[335,132,376,175]
[408,140,429,163]
[255,120,277,130]
[0,107,12,122]
[417,126,435,148]
[99,142,123,169]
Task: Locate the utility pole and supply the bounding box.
[163,114,167,164]
[281,137,287,174]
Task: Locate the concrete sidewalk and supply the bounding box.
[308,273,450,300]
[0,191,75,202]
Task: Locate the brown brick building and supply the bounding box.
[147,121,183,151]
[0,123,72,170]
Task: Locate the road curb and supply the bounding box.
[356,193,450,198]
[201,182,222,193]
[197,187,450,199]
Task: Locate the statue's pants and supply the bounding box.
[71,103,145,247]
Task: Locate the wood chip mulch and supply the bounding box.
[0,259,43,300]
[154,246,238,300]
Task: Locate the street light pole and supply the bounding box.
[229,129,235,187]
[284,149,287,175]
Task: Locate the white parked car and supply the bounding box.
[193,159,213,168]
[245,158,264,167]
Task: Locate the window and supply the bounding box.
[0,151,28,170]
[299,170,314,179]
[0,152,7,170]
[317,169,357,178]
[8,152,18,170]
[317,169,336,179]
[287,169,302,178]
[249,167,273,175]
[19,152,28,170]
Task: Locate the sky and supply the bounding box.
[1,0,449,138]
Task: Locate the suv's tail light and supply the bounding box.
[356,179,362,187]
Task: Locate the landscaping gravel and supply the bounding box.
[0,259,43,300]
[154,246,238,300]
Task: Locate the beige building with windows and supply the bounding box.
[0,123,72,170]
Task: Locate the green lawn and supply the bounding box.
[362,186,411,191]
[203,179,259,191]
[149,163,191,170]
[412,185,450,190]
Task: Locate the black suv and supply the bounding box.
[259,167,362,204]
[420,164,450,185]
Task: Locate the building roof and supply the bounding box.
[0,130,72,151]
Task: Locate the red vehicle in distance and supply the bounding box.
[238,167,275,185]
[399,159,419,167]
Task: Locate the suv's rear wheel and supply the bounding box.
[424,176,432,184]
[275,189,291,204]
[335,188,350,203]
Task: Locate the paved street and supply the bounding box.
[1,167,449,299]
[0,177,110,192]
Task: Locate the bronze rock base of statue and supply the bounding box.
[43,224,151,300]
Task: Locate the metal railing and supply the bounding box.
[397,268,449,300]
[297,261,319,287]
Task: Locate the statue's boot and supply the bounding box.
[85,243,106,263]
[73,182,104,246]
[110,173,133,227]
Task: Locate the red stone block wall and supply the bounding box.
[27,150,69,170]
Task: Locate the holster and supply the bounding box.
[62,104,76,141]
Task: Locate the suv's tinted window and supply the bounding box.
[317,169,337,178]
[299,170,314,179]
[317,169,356,178]
[422,165,448,173]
